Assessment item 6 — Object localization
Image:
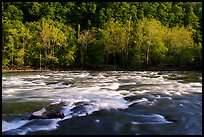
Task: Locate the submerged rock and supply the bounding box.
[164,115,183,123]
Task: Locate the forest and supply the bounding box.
[2,2,202,70]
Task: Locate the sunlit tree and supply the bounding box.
[77,28,96,68]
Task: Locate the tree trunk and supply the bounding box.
[80,45,83,69]
[77,24,80,39]
[12,54,14,68]
[44,43,48,69]
[146,45,150,66]
[52,44,54,70]
[114,52,116,70]
[40,49,41,70]
[125,45,129,69]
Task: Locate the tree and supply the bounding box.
[58,24,77,68]
[183,2,199,29]
[38,18,67,69]
[77,28,96,68]
[165,26,195,67]
[120,19,133,69]
[2,20,26,69]
[2,2,202,70]
[25,21,42,68]
[169,2,184,27]
[155,2,172,26]
[131,18,168,68]
[2,4,24,21]
[100,18,132,69]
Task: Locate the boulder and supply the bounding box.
[28,103,65,120]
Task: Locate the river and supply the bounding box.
[2,71,202,135]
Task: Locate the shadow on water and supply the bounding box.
[162,71,202,83]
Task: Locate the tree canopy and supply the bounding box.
[2,2,202,70]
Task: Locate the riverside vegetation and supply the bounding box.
[2,2,202,70]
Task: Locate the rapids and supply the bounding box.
[2,71,202,135]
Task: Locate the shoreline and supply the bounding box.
[2,68,202,73]
[2,69,54,73]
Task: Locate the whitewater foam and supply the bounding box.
[2,120,29,132]
[2,71,202,135]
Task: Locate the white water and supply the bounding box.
[2,71,202,135]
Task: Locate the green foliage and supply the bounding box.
[131,18,168,68]
[2,20,26,68]
[77,28,96,68]
[2,2,202,70]
[130,18,196,69]
[165,26,195,67]
[2,4,24,21]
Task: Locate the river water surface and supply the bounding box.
[2,71,202,135]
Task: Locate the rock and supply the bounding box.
[164,115,183,123]
[28,103,66,120]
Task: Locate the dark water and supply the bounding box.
[2,71,202,135]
